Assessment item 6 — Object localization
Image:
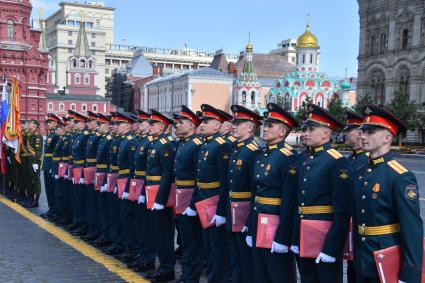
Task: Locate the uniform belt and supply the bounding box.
[298,205,333,215]
[86,158,97,163]
[110,165,119,170]
[358,223,400,236]
[147,175,161,181]
[44,154,53,157]
[230,191,252,199]
[96,164,107,169]
[119,169,130,174]
[53,157,61,161]
[176,180,196,186]
[73,160,84,164]
[197,181,220,189]
[61,157,70,161]
[255,196,281,205]
[135,170,146,176]
[68,155,73,160]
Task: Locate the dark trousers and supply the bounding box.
[150,207,175,272]
[178,214,203,283]
[86,184,100,236]
[97,191,110,241]
[299,257,343,283]
[202,224,228,283]
[77,183,87,230]
[71,182,80,224]
[107,192,125,249]
[44,170,55,212]
[228,231,252,283]
[356,276,380,283]
[135,203,155,262]
[120,199,138,251]
[63,179,73,222]
[347,260,356,283]
[54,177,65,219]
[252,246,296,283]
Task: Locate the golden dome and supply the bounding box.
[296,23,319,49]
[246,42,253,53]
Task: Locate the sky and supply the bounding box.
[31,0,360,78]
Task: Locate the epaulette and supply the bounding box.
[327,149,343,159]
[228,136,236,143]
[96,132,101,136]
[127,135,133,140]
[192,138,202,145]
[106,135,112,140]
[280,147,293,156]
[215,137,225,144]
[83,130,89,135]
[148,136,154,142]
[387,160,408,174]
[167,136,174,142]
[246,142,259,151]
[160,138,167,144]
[285,143,294,150]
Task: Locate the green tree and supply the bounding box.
[353,93,374,114]
[386,88,422,131]
[294,96,313,126]
[328,94,345,123]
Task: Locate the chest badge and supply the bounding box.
[371,183,380,199]
[289,166,297,175]
[405,184,418,201]
[265,164,271,176]
[339,169,349,180]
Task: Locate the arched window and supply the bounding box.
[92,104,98,112]
[72,59,77,68]
[88,60,94,68]
[81,104,87,111]
[397,66,410,96]
[310,54,313,64]
[59,103,64,111]
[7,20,14,41]
[70,103,76,111]
[84,74,90,85]
[79,60,85,68]
[369,69,386,105]
[74,73,81,85]
[242,91,247,103]
[251,91,256,105]
[302,54,306,64]
[48,103,53,110]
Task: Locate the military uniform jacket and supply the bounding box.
[85,131,102,168]
[249,141,297,245]
[61,134,70,165]
[43,132,59,171]
[146,134,175,205]
[109,134,122,173]
[226,136,262,232]
[23,130,43,162]
[117,132,138,180]
[96,133,112,174]
[353,152,423,281]
[292,142,352,257]
[348,149,368,172]
[67,131,78,164]
[133,135,152,180]
[195,132,231,217]
[52,135,65,176]
[71,129,90,168]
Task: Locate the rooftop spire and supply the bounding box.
[38,8,48,51]
[73,11,91,58]
[241,38,256,82]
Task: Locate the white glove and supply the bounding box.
[245,236,253,247]
[271,242,288,253]
[54,175,59,180]
[151,203,165,210]
[210,215,226,227]
[290,245,299,254]
[49,169,52,174]
[64,175,68,179]
[32,164,39,171]
[241,226,248,233]
[122,192,129,199]
[399,281,407,283]
[72,177,75,184]
[315,252,336,263]
[182,207,197,216]
[79,178,85,184]
[138,195,146,204]
[100,185,107,193]
[7,156,11,164]
[114,186,118,194]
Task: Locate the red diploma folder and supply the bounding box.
[128,179,144,201]
[94,172,106,191]
[175,188,194,215]
[67,165,73,181]
[58,163,68,178]
[231,201,251,232]
[374,238,425,283]
[255,213,279,248]
[300,219,332,258]
[343,218,353,261]
[106,173,118,193]
[116,178,127,199]
[145,183,176,209]
[72,167,83,185]
[83,167,96,185]
[195,195,219,229]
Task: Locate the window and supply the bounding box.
[68,39,73,45]
[88,60,93,68]
[81,104,87,111]
[92,104,98,112]
[68,30,72,36]
[48,103,53,110]
[380,34,387,53]
[72,59,77,68]
[84,74,90,85]
[105,59,111,65]
[68,48,73,54]
[96,19,100,28]
[67,20,75,26]
[92,50,96,55]
[79,60,85,68]
[86,22,93,29]
[70,103,76,111]
[91,42,96,47]
[401,29,409,50]
[251,91,255,105]
[91,33,96,39]
[7,20,14,40]
[74,74,81,84]
[59,103,64,111]
[302,54,305,64]
[242,91,246,103]
[310,54,313,64]
[105,68,109,74]
[370,35,377,55]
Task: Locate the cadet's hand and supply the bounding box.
[241,226,248,233]
[54,175,59,180]
[7,156,11,164]
[290,245,299,254]
[137,195,146,204]
[315,252,336,263]
[245,236,253,248]
[72,177,75,184]
[399,281,406,283]
[122,192,129,200]
[114,186,118,194]
[210,215,226,227]
[100,185,107,193]
[32,164,39,171]
[270,242,288,253]
[182,207,197,216]
[64,175,68,179]
[79,178,85,184]
[151,203,164,210]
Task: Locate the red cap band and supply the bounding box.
[364,115,398,136]
[268,111,295,128]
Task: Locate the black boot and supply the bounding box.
[24,195,39,208]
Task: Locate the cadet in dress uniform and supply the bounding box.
[247,103,298,283]
[59,117,73,226]
[218,109,237,145]
[226,105,262,283]
[354,106,423,283]
[342,110,368,283]
[127,110,156,273]
[145,110,176,283]
[291,104,352,283]
[17,120,29,205]
[40,114,60,218]
[50,120,67,217]
[173,105,204,283]
[195,104,231,283]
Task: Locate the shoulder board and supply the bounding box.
[285,143,294,150]
[387,160,408,174]
[167,136,174,142]
[148,136,153,142]
[280,147,293,156]
[127,135,133,140]
[106,135,112,140]
[192,138,202,145]
[83,130,89,135]
[228,136,236,142]
[215,137,225,144]
[246,143,259,151]
[96,132,101,136]
[160,138,167,144]
[327,149,343,159]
